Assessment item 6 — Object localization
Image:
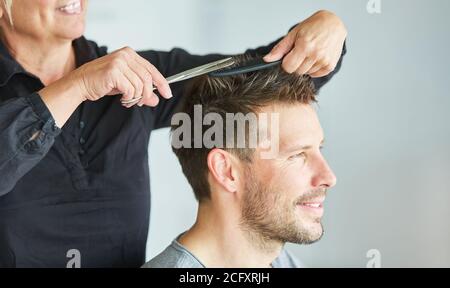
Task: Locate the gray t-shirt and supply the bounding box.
[142,236,303,268]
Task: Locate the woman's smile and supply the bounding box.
[57,0,82,15]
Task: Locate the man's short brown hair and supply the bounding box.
[171,55,317,201]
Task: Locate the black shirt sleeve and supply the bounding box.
[138,37,346,130]
[0,92,61,196]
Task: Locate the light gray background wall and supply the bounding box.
[85,0,450,267]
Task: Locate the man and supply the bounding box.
[143,56,337,268]
[0,0,346,267]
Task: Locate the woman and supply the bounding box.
[0,0,347,267]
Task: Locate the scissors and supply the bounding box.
[121,57,235,105]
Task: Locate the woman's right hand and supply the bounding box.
[71,46,173,107]
[39,47,173,128]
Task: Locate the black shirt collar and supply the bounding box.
[0,37,23,87]
[0,36,105,87]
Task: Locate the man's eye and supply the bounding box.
[289,152,306,161]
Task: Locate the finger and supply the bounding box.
[309,66,333,78]
[126,56,155,107]
[316,60,337,77]
[263,33,295,62]
[108,57,135,102]
[118,47,155,105]
[127,50,172,99]
[307,62,324,75]
[112,72,135,105]
[106,88,122,96]
[296,57,316,75]
[142,60,172,99]
[282,43,307,74]
[119,66,145,107]
[137,85,156,107]
[141,92,160,107]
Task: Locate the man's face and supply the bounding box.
[239,103,337,245]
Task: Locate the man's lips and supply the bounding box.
[299,202,323,208]
[296,197,325,216]
[297,196,325,206]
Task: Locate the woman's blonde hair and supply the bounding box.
[2,0,13,26]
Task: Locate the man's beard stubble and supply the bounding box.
[240,167,327,250]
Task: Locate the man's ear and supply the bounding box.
[206,148,241,194]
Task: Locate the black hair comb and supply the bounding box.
[209,57,282,77]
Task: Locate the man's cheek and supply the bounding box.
[283,168,310,192]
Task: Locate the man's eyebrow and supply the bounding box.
[281,139,325,153]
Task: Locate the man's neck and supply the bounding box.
[178,201,284,268]
[1,32,75,85]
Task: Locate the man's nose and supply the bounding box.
[310,155,337,188]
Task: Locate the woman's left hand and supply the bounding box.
[264,10,347,78]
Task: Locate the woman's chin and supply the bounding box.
[55,25,86,41]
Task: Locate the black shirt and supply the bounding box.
[0,35,345,267]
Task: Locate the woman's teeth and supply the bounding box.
[58,1,81,14]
